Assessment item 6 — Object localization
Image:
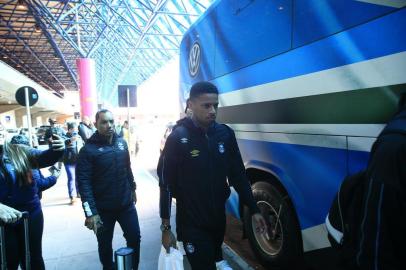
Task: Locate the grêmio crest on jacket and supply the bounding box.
[218,142,225,154]
[117,141,125,151]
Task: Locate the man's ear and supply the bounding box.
[187,98,192,110]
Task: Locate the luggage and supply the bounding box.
[0,211,31,270]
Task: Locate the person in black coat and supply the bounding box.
[76,109,140,270]
[355,93,406,270]
[158,81,267,270]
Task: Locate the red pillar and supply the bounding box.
[76,58,97,119]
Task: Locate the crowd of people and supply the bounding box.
[0,81,404,270]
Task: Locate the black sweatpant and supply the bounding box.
[96,204,141,270]
[181,226,225,270]
[2,211,45,270]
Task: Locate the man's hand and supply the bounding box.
[162,230,177,253]
[131,190,137,204]
[252,213,268,235]
[85,214,103,235]
[51,134,65,151]
[0,203,22,224]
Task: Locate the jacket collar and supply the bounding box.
[87,131,117,145]
[380,107,406,137]
[177,117,217,136]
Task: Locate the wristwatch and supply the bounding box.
[160,223,171,232]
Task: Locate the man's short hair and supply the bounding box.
[67,122,76,130]
[189,81,218,100]
[95,109,112,122]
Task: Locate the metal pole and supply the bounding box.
[24,87,33,148]
[127,88,131,154]
[23,212,30,270]
[0,223,6,270]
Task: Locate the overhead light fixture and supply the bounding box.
[17,0,27,10]
[2,55,7,59]
[34,24,41,33]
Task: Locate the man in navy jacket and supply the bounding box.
[158,81,267,270]
[77,109,140,270]
[356,93,406,270]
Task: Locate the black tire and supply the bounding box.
[244,181,303,269]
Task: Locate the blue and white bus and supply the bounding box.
[179,0,406,268]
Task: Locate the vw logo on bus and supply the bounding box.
[188,42,201,77]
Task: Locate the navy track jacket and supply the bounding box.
[356,107,406,270]
[76,132,136,217]
[158,117,259,231]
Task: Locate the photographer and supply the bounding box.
[10,135,61,200]
[0,135,65,269]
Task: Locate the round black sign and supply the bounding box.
[15,86,39,106]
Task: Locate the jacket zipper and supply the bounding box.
[206,133,216,222]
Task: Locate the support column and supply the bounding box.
[14,108,26,128]
[76,58,97,120]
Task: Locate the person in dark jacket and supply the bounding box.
[44,118,66,169]
[158,81,267,270]
[78,116,95,143]
[64,122,83,204]
[76,109,140,270]
[355,93,406,270]
[0,135,65,270]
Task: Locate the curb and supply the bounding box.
[222,243,255,270]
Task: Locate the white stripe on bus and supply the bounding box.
[235,131,377,152]
[219,51,406,107]
[228,123,385,137]
[355,0,406,8]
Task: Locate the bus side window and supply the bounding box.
[293,0,396,48]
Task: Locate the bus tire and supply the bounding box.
[244,181,302,269]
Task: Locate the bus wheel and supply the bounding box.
[244,181,302,268]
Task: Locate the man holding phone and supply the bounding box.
[44,118,66,169]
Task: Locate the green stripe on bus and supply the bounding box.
[217,84,405,124]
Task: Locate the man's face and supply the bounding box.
[189,93,218,128]
[96,112,114,137]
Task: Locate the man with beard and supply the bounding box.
[77,109,140,270]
